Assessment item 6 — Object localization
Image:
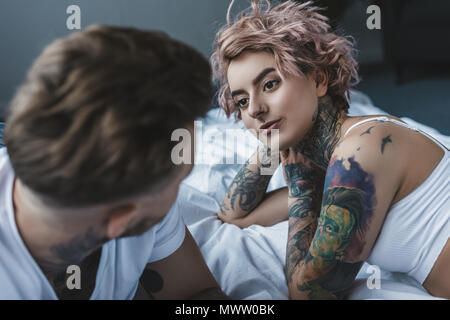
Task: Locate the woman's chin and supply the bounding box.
[256,131,300,152]
[279,138,301,151]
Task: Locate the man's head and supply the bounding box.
[5,25,212,238]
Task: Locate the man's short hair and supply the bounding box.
[4,25,212,207]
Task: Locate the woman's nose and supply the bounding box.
[248,99,264,119]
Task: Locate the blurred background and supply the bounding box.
[0,0,449,134]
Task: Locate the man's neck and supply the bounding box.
[12,180,106,280]
[293,96,347,170]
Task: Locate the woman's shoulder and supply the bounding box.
[340,115,406,139]
[338,115,415,156]
[331,115,408,184]
[337,115,404,152]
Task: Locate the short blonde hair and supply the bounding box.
[211,0,359,118]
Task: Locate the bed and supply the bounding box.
[177,90,450,300]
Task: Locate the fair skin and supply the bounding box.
[220,50,449,299]
[13,161,227,299]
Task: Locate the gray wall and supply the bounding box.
[0,0,250,118]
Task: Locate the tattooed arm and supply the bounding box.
[282,150,326,297]
[218,145,279,224]
[286,130,401,300]
[228,187,289,228]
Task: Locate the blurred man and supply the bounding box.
[0,25,227,299]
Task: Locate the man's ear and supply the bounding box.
[105,203,137,239]
[314,70,328,98]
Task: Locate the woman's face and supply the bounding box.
[227,50,327,150]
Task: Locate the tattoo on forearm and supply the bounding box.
[286,221,316,283]
[222,157,272,215]
[229,166,271,211]
[284,162,324,284]
[284,163,324,201]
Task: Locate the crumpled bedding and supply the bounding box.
[179,90,449,300]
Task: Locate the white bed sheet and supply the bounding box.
[179,90,449,300]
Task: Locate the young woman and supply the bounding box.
[210,0,449,299]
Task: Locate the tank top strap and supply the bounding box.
[343,116,391,138]
[343,116,449,153]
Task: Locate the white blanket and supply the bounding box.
[179,90,449,300]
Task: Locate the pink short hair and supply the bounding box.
[211,0,360,119]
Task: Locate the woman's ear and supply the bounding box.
[105,203,137,239]
[314,70,328,98]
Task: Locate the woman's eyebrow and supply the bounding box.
[231,67,276,98]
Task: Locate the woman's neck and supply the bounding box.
[293,95,347,170]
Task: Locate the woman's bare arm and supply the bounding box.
[230,187,288,228]
[218,145,279,223]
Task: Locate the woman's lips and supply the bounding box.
[260,119,282,133]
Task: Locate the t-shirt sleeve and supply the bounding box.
[147,193,186,263]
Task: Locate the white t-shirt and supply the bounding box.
[0,148,186,299]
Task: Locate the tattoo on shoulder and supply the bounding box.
[360,126,375,136]
[381,135,392,154]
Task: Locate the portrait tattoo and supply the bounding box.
[294,156,377,299]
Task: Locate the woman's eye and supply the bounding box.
[264,80,279,91]
[236,98,248,108]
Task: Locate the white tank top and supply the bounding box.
[343,116,450,284]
